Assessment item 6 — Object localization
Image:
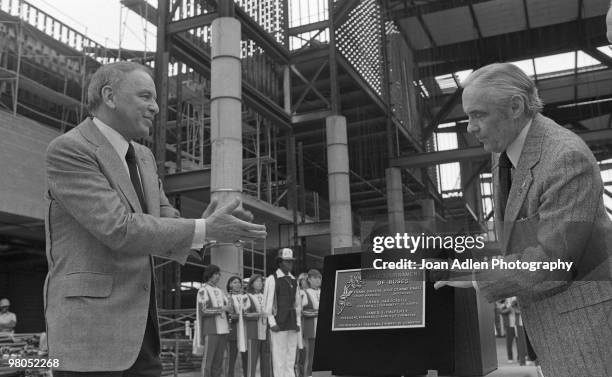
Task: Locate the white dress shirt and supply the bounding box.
[505,118,533,168]
[92,117,206,248]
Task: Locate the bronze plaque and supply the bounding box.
[331,268,425,331]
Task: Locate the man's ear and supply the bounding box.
[510,95,524,119]
[101,85,116,109]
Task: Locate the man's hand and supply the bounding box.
[222,303,233,313]
[202,199,254,223]
[434,280,475,290]
[270,325,280,332]
[203,198,266,243]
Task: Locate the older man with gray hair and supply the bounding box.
[607,0,612,43]
[435,62,612,377]
[45,61,266,377]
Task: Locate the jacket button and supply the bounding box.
[144,283,149,291]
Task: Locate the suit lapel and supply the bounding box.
[78,119,143,213]
[492,154,505,243]
[500,114,545,253]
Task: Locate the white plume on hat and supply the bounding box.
[277,247,296,261]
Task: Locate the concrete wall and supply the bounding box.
[0,110,59,221]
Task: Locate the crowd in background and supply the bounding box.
[194,248,321,377]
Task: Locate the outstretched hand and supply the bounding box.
[434,280,474,290]
[202,198,254,223]
[203,197,266,243]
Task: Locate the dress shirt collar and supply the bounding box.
[505,117,532,168]
[92,117,131,163]
[275,268,295,279]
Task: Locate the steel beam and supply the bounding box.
[291,110,333,124]
[392,146,488,169]
[337,54,386,114]
[437,69,612,123]
[154,0,170,177]
[294,116,386,136]
[236,6,289,63]
[584,47,612,69]
[416,16,607,77]
[467,1,483,39]
[170,34,291,131]
[351,196,387,207]
[241,195,295,222]
[121,0,158,24]
[334,0,361,27]
[328,0,340,115]
[123,0,289,64]
[297,221,330,237]
[164,168,211,195]
[288,20,328,36]
[546,97,612,125]
[422,87,463,140]
[393,128,612,168]
[387,0,493,20]
[290,47,329,64]
[167,12,218,34]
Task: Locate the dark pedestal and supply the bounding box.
[313,252,497,377]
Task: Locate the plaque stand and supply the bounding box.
[314,252,498,377]
[453,288,497,376]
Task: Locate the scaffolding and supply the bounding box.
[0,0,151,131]
[0,0,477,322]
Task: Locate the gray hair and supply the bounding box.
[461,62,543,117]
[87,61,153,114]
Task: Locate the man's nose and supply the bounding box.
[466,121,477,134]
[150,101,159,115]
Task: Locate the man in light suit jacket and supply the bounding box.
[45,61,266,377]
[435,63,612,377]
[607,0,612,44]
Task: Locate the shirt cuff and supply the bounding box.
[191,219,207,249]
[268,315,277,327]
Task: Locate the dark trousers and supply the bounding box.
[201,334,228,377]
[228,340,248,377]
[262,338,273,377]
[295,348,305,377]
[525,332,538,362]
[303,338,315,377]
[515,325,527,365]
[494,309,503,337]
[247,339,271,377]
[53,314,162,377]
[505,325,516,360]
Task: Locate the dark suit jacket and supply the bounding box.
[44,118,195,371]
[477,114,612,377]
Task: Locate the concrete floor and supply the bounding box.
[179,337,541,377]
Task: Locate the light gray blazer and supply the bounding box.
[44,118,195,371]
[477,114,612,377]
